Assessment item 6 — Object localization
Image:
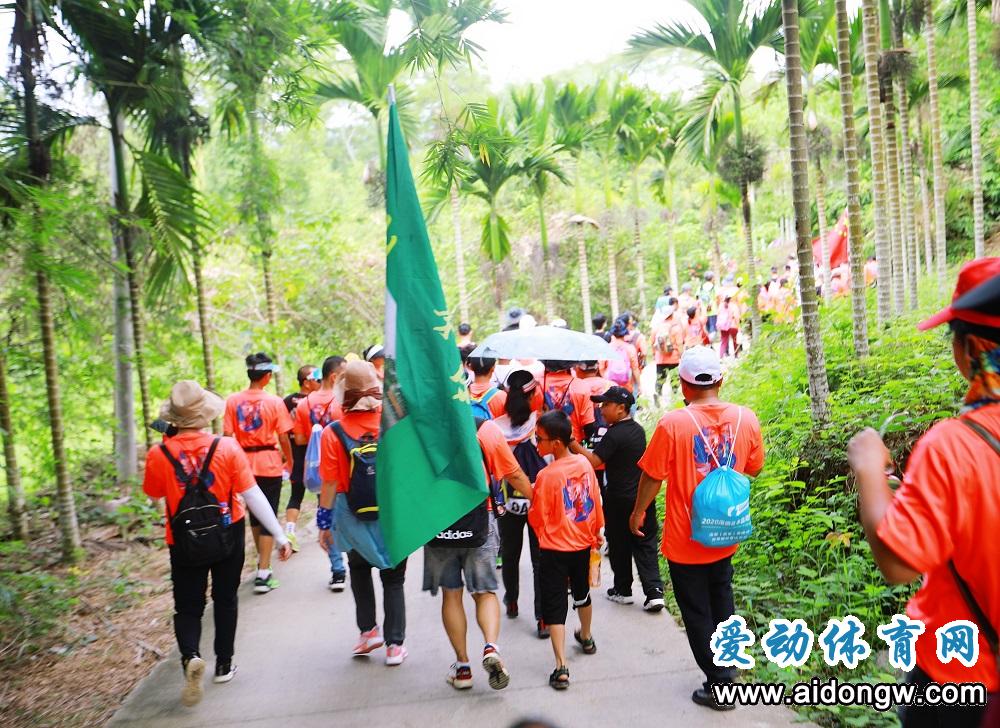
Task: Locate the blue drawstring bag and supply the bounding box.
[685,407,753,548]
[304,423,324,493]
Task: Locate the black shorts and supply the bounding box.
[248,476,282,528]
[539,548,592,626]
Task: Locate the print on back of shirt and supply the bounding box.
[693,424,736,477]
[563,473,595,523]
[236,401,264,432]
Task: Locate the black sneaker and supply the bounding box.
[536,620,550,639]
[213,660,237,684]
[692,687,735,712]
[643,590,665,612]
[328,572,346,592]
[505,602,518,619]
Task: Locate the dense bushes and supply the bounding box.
[716,288,965,726]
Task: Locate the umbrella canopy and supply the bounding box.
[469,326,623,361]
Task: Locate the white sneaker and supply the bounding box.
[643,597,666,612]
[180,656,205,707]
[606,588,635,605]
[447,663,473,689]
[385,644,408,666]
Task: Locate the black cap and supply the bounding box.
[590,386,635,408]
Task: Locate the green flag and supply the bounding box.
[377,100,486,565]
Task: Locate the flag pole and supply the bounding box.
[388,84,396,106]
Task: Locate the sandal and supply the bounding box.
[574,630,597,655]
[549,665,570,690]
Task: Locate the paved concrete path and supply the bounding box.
[109,522,806,728]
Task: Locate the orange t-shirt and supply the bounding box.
[653,315,685,366]
[469,381,508,420]
[638,403,764,564]
[542,371,596,442]
[684,319,710,348]
[877,405,1000,691]
[318,409,381,494]
[293,390,343,441]
[224,389,293,477]
[528,454,604,552]
[142,432,256,545]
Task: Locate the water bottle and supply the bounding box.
[589,548,601,588]
[220,502,231,527]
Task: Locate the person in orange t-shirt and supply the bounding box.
[144,381,291,705]
[632,346,764,710]
[541,361,595,442]
[223,352,294,594]
[849,259,1000,726]
[653,300,685,404]
[292,354,347,588]
[317,361,408,666]
[528,410,604,690]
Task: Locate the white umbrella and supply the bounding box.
[469,326,622,361]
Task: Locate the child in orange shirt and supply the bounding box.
[528,410,604,690]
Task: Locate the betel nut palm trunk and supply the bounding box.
[16,0,81,558]
[925,0,948,290]
[862,0,893,324]
[783,0,831,425]
[835,0,870,357]
[967,0,985,258]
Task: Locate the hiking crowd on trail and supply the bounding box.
[141,260,996,728]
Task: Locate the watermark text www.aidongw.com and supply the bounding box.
[712,677,988,712]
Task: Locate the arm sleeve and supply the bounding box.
[227,442,257,494]
[478,421,520,481]
[142,447,165,498]
[223,399,236,436]
[592,425,616,464]
[318,426,341,485]
[876,426,958,573]
[243,485,289,546]
[275,399,294,434]
[743,411,765,475]
[527,471,547,533]
[293,398,309,439]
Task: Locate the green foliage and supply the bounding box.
[721,290,965,726]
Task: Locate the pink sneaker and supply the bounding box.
[352,628,384,656]
[385,644,408,666]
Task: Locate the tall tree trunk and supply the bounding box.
[631,171,648,321]
[967,0,986,257]
[18,0,80,558]
[450,185,469,324]
[916,134,935,275]
[538,196,555,321]
[740,181,762,340]
[0,347,27,540]
[783,0,831,425]
[577,224,593,333]
[862,0,893,324]
[926,0,948,290]
[248,111,283,394]
[815,159,831,303]
[111,232,136,485]
[190,240,219,433]
[666,212,679,294]
[36,266,82,559]
[897,78,919,309]
[109,112,151,449]
[603,211,619,321]
[881,70,905,314]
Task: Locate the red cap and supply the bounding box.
[918,258,1000,330]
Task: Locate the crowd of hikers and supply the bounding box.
[142,260,996,728]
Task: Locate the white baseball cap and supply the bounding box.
[678,346,723,385]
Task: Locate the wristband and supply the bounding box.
[316,506,333,531]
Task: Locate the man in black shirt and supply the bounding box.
[570,386,665,612]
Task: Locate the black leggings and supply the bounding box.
[497,511,542,620]
[170,518,246,662]
[285,479,306,512]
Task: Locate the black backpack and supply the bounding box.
[330,421,379,521]
[430,419,492,548]
[160,438,235,567]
